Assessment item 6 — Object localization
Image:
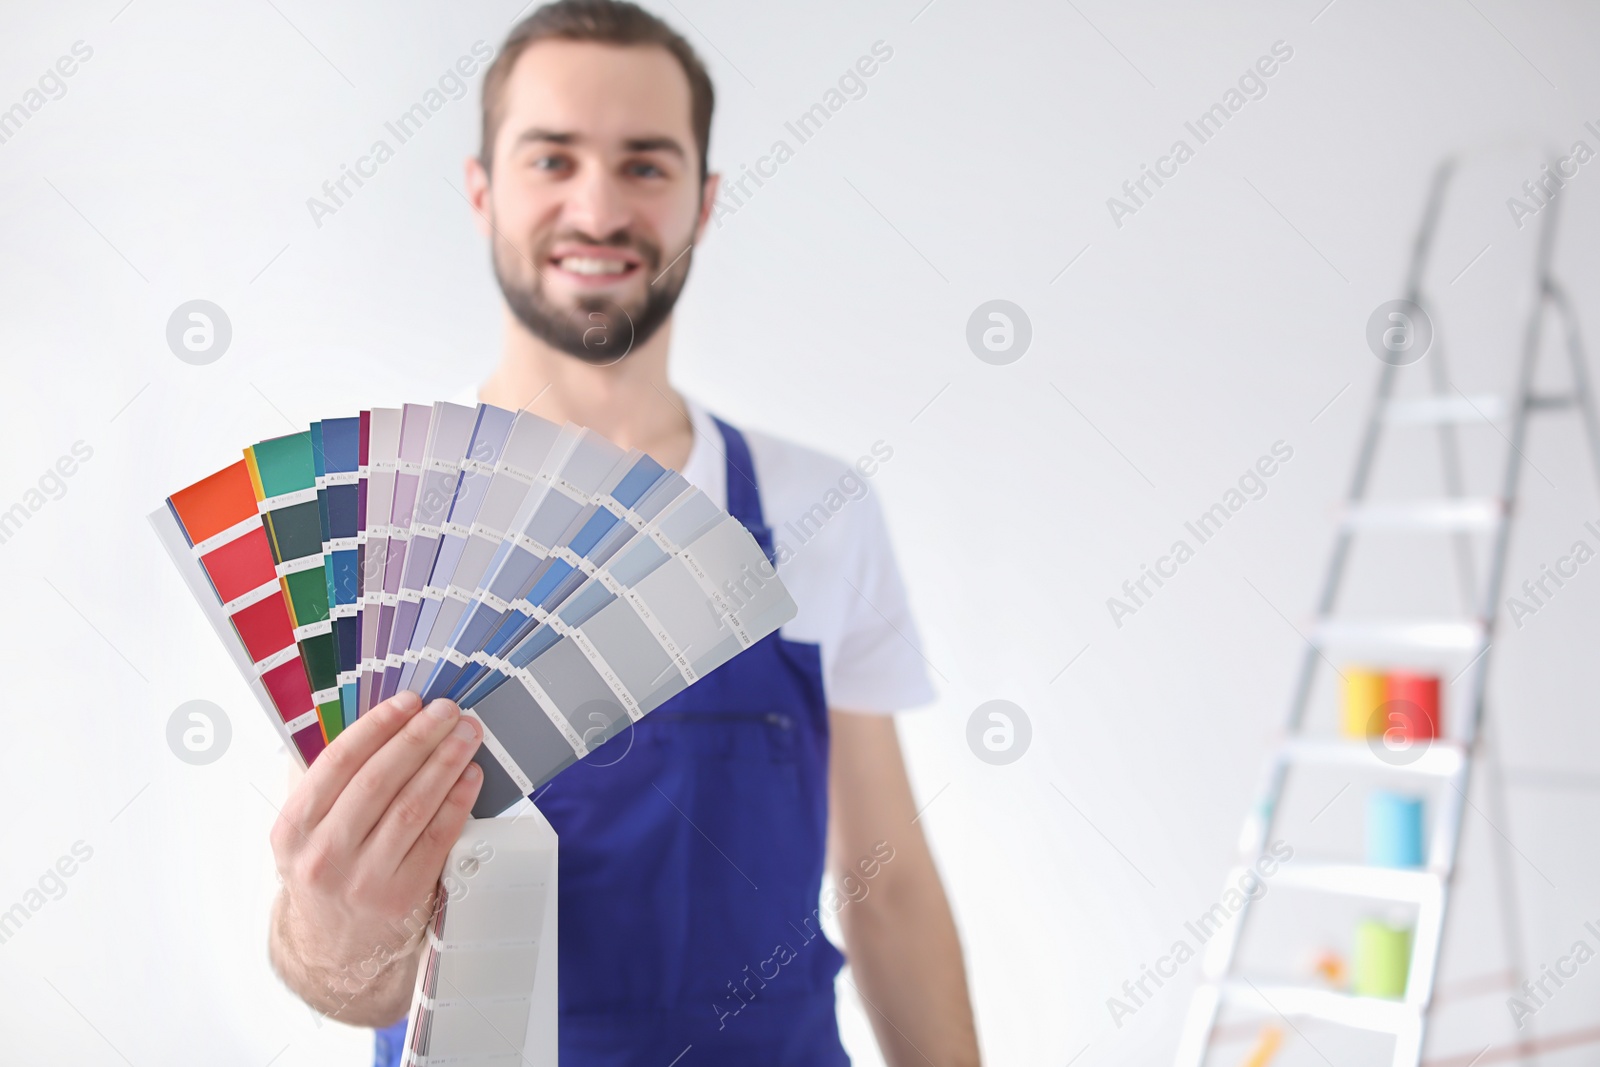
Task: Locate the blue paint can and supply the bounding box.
[1366,791,1425,868]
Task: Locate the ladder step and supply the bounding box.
[1384,395,1504,425]
[1340,498,1504,531]
[1284,737,1466,777]
[1216,980,1420,1034]
[1311,618,1485,651]
[1271,862,1443,904]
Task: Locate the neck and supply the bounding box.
[477,304,694,468]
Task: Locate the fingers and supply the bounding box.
[395,761,483,890]
[365,713,484,872]
[277,690,424,841]
[322,697,473,853]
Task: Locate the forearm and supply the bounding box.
[268,885,425,1027]
[841,875,980,1067]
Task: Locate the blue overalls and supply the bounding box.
[375,415,850,1066]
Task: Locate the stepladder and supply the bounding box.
[1172,149,1600,1067]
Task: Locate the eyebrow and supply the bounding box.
[511,127,686,160]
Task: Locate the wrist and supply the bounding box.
[270,886,426,1025]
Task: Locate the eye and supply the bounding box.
[626,160,666,179]
[531,154,570,173]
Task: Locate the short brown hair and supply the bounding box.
[480,0,715,180]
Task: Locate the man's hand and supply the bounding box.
[267,691,484,1026]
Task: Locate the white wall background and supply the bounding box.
[3,1,1600,1064]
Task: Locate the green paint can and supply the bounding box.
[1353,919,1412,998]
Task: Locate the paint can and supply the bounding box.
[1353,919,1412,998]
[1366,791,1425,868]
[1342,668,1387,738]
[1383,671,1441,740]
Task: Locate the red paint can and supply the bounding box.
[1383,672,1441,740]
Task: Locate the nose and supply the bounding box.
[561,164,632,243]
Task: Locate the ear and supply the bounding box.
[464,155,493,238]
[692,170,722,244]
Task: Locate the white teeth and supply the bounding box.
[557,256,631,276]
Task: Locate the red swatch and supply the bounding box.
[231,594,295,664]
[200,525,278,604]
[262,657,315,723]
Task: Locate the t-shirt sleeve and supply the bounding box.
[823,491,938,714]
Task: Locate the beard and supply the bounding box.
[490,221,693,367]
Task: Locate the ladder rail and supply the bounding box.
[1477,710,1543,1066]
[1290,158,1459,733]
[1420,193,1560,1064]
[1428,165,1600,1067]
[1546,279,1600,484]
[1415,158,1480,612]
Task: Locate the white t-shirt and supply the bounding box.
[454,386,934,714]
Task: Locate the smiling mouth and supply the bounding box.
[549,255,642,281]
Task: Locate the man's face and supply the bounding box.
[479,41,709,364]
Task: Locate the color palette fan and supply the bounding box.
[149,400,798,819]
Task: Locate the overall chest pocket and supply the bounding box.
[645,709,799,764]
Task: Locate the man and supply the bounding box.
[267,3,980,1063]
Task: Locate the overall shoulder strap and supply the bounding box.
[709,414,775,564]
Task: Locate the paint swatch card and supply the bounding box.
[363,403,435,713]
[152,460,328,764]
[312,416,364,731]
[358,407,403,716]
[401,812,557,1066]
[244,431,344,743]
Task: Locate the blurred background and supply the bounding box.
[2,1,1599,1064]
